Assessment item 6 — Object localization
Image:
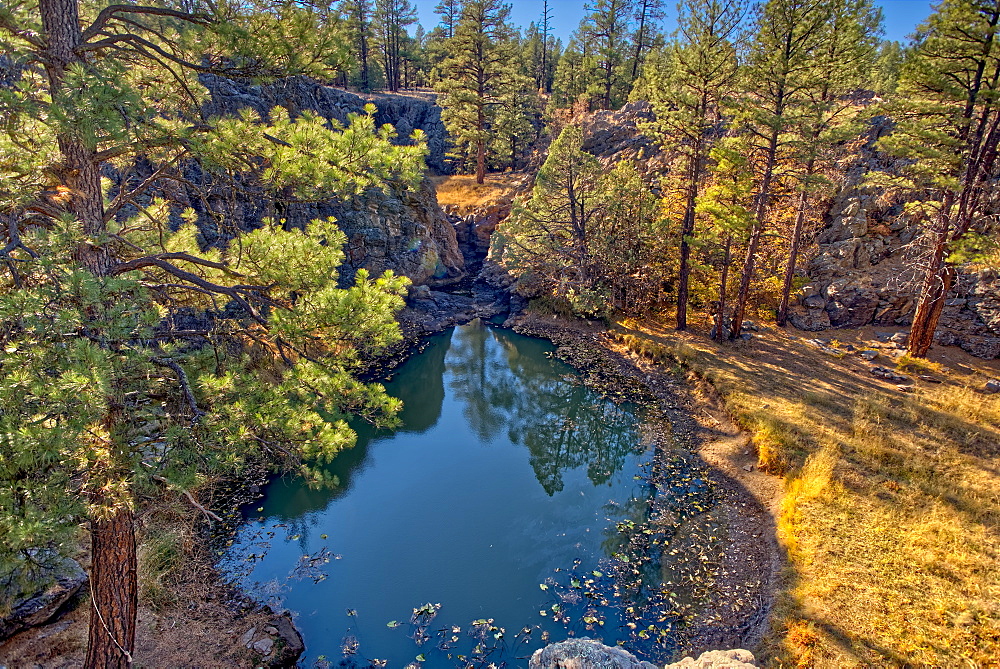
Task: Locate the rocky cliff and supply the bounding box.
[581,101,1000,358]
[788,117,1000,358]
[122,75,464,286]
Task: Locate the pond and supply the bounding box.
[221,321,717,667]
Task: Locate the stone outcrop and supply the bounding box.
[115,75,464,286]
[528,639,757,669]
[787,115,1000,358]
[0,554,87,641]
[239,613,304,668]
[200,75,449,173]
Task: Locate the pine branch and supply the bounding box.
[81,5,211,44]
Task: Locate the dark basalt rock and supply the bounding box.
[0,553,87,641]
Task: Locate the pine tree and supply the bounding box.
[582,0,636,110]
[0,2,425,665]
[435,0,461,38]
[876,0,1000,357]
[374,0,417,91]
[774,0,881,326]
[342,0,376,90]
[728,0,832,339]
[644,0,744,330]
[630,0,667,80]
[498,125,603,310]
[436,0,519,183]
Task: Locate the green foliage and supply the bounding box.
[0,0,424,600]
[436,0,529,179]
[497,125,664,316]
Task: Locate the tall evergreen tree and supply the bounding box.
[437,0,519,183]
[630,0,666,79]
[0,1,425,665]
[583,0,636,110]
[645,0,744,330]
[343,0,376,90]
[877,0,1000,357]
[728,0,831,339]
[374,0,417,91]
[435,0,461,38]
[774,0,881,326]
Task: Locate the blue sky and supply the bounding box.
[413,0,934,45]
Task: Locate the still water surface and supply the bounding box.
[222,322,679,667]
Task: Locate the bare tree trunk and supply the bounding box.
[777,188,808,326]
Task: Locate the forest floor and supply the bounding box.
[0,492,275,667]
[611,315,1000,667]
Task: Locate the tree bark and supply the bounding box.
[776,188,809,326]
[907,218,954,357]
[84,506,138,669]
[730,124,779,340]
[714,233,732,341]
[40,0,139,664]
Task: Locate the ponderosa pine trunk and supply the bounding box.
[907,216,955,357]
[714,233,733,341]
[476,104,486,184]
[730,124,779,340]
[776,188,809,326]
[40,0,139,664]
[676,120,706,331]
[85,506,138,669]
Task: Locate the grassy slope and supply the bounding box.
[611,317,1000,667]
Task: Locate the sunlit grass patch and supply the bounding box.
[610,316,1000,666]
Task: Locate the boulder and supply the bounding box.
[0,553,87,641]
[528,639,757,669]
[529,638,657,669]
[787,306,831,331]
[985,379,1000,394]
[242,613,304,668]
[666,649,757,668]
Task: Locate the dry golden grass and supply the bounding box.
[430,173,523,213]
[611,318,1000,667]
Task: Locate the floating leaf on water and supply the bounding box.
[539,584,548,591]
[387,620,401,628]
[346,609,356,617]
[256,507,264,512]
[592,571,603,577]
[570,579,581,588]
[415,654,426,662]
[472,618,489,626]
[320,534,328,540]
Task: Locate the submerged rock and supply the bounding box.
[0,553,87,641]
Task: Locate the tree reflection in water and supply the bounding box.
[446,321,642,495]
